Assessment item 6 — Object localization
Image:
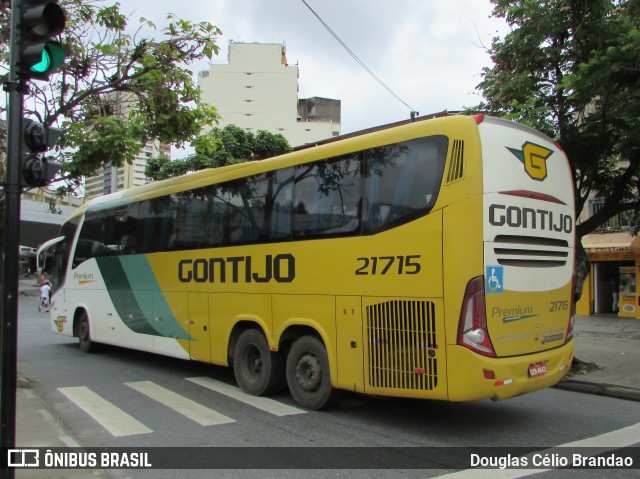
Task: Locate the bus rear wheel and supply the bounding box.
[233,329,284,396]
[286,335,337,410]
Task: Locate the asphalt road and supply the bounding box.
[16,293,640,479]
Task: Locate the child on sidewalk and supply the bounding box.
[39,281,52,312]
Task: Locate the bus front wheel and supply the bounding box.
[77,312,95,353]
[233,329,284,396]
[286,335,337,410]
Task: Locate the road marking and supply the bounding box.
[436,421,640,478]
[187,377,306,416]
[58,386,152,437]
[38,409,80,448]
[125,381,235,426]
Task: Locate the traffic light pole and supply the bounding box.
[2,0,66,471]
[1,2,25,475]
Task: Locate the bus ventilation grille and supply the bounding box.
[366,300,438,391]
[446,140,464,183]
[493,235,569,268]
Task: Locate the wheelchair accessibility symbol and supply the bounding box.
[486,266,504,294]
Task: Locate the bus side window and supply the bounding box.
[266,168,294,241]
[136,197,172,253]
[73,215,107,267]
[292,155,362,238]
[363,136,447,234]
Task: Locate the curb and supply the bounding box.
[555,379,640,402]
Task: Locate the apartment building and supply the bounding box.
[199,42,341,147]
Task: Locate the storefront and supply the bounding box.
[576,231,639,318]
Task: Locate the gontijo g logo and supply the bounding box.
[507,142,554,181]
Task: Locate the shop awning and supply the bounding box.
[582,231,640,256]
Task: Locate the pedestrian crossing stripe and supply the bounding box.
[125,380,235,426]
[57,377,302,437]
[187,377,306,416]
[58,386,152,437]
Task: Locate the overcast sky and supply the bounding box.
[125,0,507,137]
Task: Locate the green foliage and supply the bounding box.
[144,125,292,182]
[475,0,640,237]
[0,0,222,192]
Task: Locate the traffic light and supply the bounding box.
[18,0,66,81]
[21,118,62,187]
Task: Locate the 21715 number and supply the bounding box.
[355,255,421,275]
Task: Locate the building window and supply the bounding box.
[589,198,634,230]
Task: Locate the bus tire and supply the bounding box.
[286,335,337,410]
[233,329,284,396]
[77,312,95,353]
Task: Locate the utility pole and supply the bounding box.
[1,2,66,476]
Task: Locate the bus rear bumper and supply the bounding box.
[446,340,574,401]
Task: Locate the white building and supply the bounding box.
[199,42,341,147]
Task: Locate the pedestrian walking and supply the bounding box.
[39,281,52,312]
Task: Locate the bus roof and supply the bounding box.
[72,113,492,220]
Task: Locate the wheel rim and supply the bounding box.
[295,354,322,392]
[245,345,263,378]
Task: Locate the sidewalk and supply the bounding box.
[556,313,640,401]
[12,281,640,477]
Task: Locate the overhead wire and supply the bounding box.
[299,0,418,117]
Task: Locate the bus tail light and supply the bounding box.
[457,276,496,357]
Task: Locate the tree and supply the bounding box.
[144,125,292,181]
[475,0,640,296]
[0,0,221,192]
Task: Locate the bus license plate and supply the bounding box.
[528,362,547,378]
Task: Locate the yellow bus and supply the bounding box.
[40,114,575,409]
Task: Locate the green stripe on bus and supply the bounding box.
[119,255,192,340]
[96,256,192,340]
[96,256,157,335]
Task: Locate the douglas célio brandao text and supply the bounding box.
[470,452,634,469]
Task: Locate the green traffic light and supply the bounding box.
[31,50,51,73]
[29,41,65,75]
